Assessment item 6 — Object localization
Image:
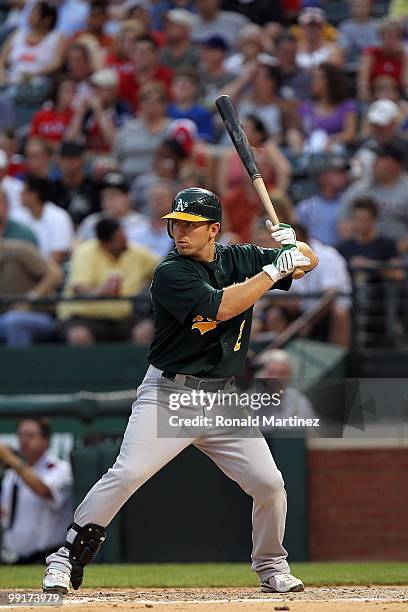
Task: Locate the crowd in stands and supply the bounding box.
[0,0,407,349]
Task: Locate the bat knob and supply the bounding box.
[293,268,305,280]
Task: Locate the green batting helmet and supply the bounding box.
[162,188,222,223]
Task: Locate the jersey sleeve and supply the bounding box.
[152,262,224,324]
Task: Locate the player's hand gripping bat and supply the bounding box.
[215,95,305,280]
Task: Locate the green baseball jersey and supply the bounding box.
[148,242,292,377]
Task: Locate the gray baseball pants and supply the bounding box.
[46,365,290,580]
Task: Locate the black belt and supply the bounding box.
[162,371,234,393]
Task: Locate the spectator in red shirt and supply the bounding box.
[358,17,408,102]
[105,19,146,77]
[118,34,173,112]
[30,78,75,147]
[71,0,113,55]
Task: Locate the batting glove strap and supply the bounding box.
[266,220,297,246]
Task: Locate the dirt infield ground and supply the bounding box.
[3,587,407,612]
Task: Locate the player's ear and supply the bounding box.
[209,222,220,238]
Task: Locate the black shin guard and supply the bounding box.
[65,523,106,590]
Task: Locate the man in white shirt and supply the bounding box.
[0,418,73,564]
[0,148,24,220]
[20,175,74,263]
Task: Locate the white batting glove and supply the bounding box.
[263,247,310,282]
[266,220,297,246]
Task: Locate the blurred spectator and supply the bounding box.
[56,0,89,36]
[253,349,316,422]
[128,180,174,257]
[296,155,350,246]
[296,63,358,154]
[338,0,380,64]
[65,68,133,153]
[218,114,291,196]
[192,0,250,48]
[167,67,214,141]
[224,24,264,76]
[275,33,312,101]
[0,189,37,246]
[167,118,215,182]
[0,2,64,87]
[197,34,234,107]
[0,130,25,177]
[353,99,406,178]
[120,0,162,45]
[130,137,185,211]
[225,62,285,143]
[358,18,408,102]
[118,34,173,113]
[64,42,95,88]
[20,174,74,263]
[340,143,408,250]
[370,76,408,125]
[114,81,170,184]
[71,0,113,54]
[58,217,158,345]
[160,9,199,71]
[296,8,343,69]
[0,418,72,563]
[29,78,76,147]
[222,0,284,26]
[51,141,100,227]
[22,137,55,181]
[290,223,352,347]
[0,149,24,220]
[0,240,62,346]
[337,197,403,280]
[105,19,146,76]
[76,171,146,243]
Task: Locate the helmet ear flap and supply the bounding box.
[167,219,174,239]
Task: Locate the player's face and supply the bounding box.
[171,219,219,259]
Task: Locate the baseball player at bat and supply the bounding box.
[42,187,318,595]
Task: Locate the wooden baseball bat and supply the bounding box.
[215,94,304,280]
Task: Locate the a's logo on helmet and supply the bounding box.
[174,198,188,212]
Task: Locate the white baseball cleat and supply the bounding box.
[260,573,304,593]
[42,567,70,594]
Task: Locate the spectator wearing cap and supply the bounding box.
[0,239,62,346]
[76,171,147,244]
[296,155,350,246]
[127,180,174,257]
[114,81,170,184]
[20,174,74,263]
[198,34,235,107]
[192,0,250,48]
[295,62,358,154]
[160,9,199,71]
[50,141,100,227]
[358,18,408,102]
[65,68,133,153]
[296,7,343,69]
[118,34,173,113]
[339,143,408,251]
[130,138,186,211]
[70,0,113,54]
[338,0,380,64]
[58,217,158,345]
[167,67,214,142]
[0,188,38,246]
[352,99,406,179]
[29,78,76,148]
[0,418,72,562]
[105,19,147,78]
[167,118,215,185]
